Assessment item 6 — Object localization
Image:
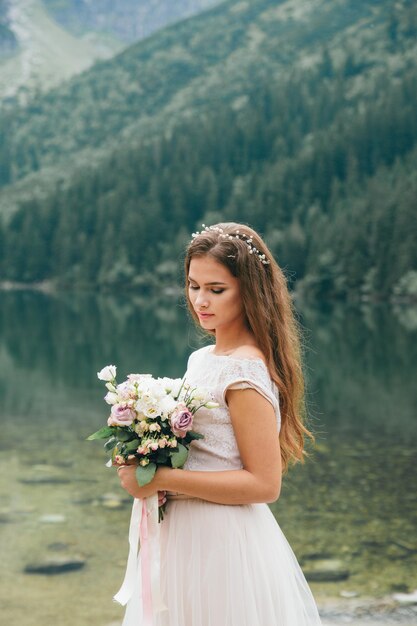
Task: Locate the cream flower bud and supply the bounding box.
[97,365,117,381]
[205,401,219,409]
[104,391,118,405]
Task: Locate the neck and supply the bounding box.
[214,323,256,355]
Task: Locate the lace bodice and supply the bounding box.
[183,345,281,471]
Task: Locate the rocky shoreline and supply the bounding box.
[319,593,417,625]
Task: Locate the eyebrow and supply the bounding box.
[188,277,227,286]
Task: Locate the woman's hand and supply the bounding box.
[116,461,173,499]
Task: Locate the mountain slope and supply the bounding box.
[0,0,220,101]
[43,0,221,43]
[0,0,416,301]
[1,0,410,215]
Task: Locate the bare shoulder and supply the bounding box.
[230,345,267,365]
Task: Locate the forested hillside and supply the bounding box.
[0,0,416,301]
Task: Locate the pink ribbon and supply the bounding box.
[114,495,167,623]
[140,499,153,625]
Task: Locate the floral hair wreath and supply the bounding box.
[191,224,270,265]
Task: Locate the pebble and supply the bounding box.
[24,555,86,575]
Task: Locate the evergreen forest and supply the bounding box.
[0,0,416,302]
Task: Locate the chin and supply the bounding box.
[199,320,216,331]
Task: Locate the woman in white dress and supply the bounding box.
[117,222,322,625]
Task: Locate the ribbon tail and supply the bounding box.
[147,494,168,614]
[113,494,168,622]
[140,499,153,625]
[113,498,142,606]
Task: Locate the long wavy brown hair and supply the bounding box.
[184,222,314,473]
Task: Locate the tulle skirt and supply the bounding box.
[122,498,322,626]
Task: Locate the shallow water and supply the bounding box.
[0,291,416,626]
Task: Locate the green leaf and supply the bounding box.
[124,438,140,451]
[104,437,117,451]
[155,449,169,462]
[86,426,115,440]
[136,462,157,487]
[115,427,133,442]
[170,443,188,468]
[187,430,204,441]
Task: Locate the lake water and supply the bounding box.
[0,290,416,626]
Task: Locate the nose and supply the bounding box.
[195,290,209,309]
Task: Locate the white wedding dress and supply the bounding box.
[122,345,322,626]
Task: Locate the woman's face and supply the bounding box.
[188,255,245,332]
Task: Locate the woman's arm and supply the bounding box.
[118,387,282,505]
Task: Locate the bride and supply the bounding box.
[116,222,322,625]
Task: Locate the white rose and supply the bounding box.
[105,381,117,393]
[158,377,183,397]
[143,380,166,401]
[117,381,135,401]
[97,365,117,381]
[158,395,178,418]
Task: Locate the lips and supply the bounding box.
[197,312,214,318]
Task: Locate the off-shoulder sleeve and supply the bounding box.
[219,358,281,432]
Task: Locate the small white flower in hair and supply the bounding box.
[190,225,271,265]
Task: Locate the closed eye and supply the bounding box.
[188,285,224,294]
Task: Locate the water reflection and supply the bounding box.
[0,290,416,625]
[299,301,417,437]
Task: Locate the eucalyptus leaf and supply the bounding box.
[187,430,204,441]
[104,437,117,451]
[136,463,157,487]
[87,426,114,440]
[170,443,188,468]
[124,438,140,451]
[115,427,133,442]
[156,449,169,462]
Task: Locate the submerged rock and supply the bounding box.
[24,555,86,575]
[303,559,350,582]
[339,589,359,598]
[392,589,417,605]
[39,514,66,524]
[47,542,70,551]
[19,476,71,485]
[98,493,129,509]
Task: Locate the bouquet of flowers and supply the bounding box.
[88,364,217,517]
[88,364,218,617]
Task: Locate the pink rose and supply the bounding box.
[169,403,193,437]
[107,404,136,426]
